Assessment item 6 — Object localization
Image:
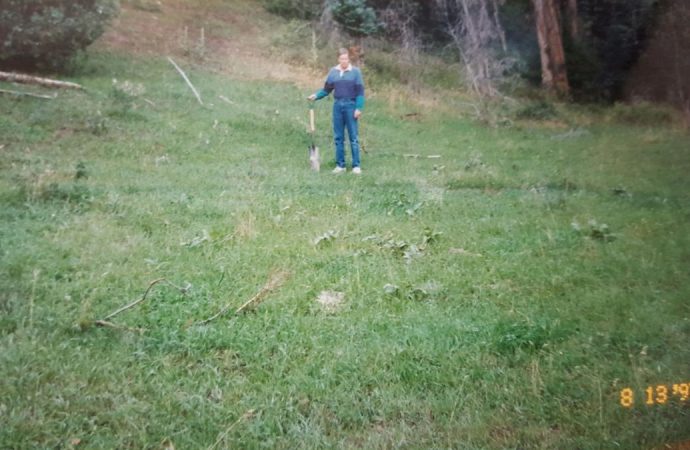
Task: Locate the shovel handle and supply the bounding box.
[309,108,315,133]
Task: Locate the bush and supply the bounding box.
[261,0,323,20]
[0,0,119,71]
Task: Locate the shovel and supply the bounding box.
[308,103,320,172]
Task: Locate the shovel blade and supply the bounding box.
[309,146,320,172]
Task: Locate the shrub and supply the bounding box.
[0,0,119,71]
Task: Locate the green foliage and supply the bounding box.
[330,0,382,38]
[515,99,559,120]
[261,0,323,20]
[0,0,119,71]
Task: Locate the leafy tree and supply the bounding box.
[0,0,119,71]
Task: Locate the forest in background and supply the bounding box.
[261,0,689,118]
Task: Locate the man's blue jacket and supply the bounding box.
[315,64,365,110]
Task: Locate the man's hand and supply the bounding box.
[354,109,362,120]
[307,94,316,101]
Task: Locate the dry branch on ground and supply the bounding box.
[0,71,83,90]
[168,57,204,105]
[197,270,290,325]
[92,278,188,332]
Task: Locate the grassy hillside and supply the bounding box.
[1,1,689,448]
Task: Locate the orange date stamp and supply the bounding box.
[619,382,689,407]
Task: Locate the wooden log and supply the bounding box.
[0,71,83,90]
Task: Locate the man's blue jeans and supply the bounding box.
[333,99,360,169]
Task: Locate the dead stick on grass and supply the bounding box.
[403,154,441,159]
[167,56,203,105]
[197,270,289,325]
[218,95,234,105]
[100,278,187,322]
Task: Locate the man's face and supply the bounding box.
[338,53,350,69]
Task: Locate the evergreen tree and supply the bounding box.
[330,0,382,38]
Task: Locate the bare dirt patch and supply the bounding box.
[94,0,320,87]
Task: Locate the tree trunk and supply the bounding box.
[533,0,569,96]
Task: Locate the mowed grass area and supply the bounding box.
[1,49,689,449]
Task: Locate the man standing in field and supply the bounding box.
[308,47,365,174]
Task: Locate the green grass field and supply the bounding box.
[1,7,690,448]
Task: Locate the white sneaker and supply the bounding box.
[332,166,346,174]
[352,167,361,175]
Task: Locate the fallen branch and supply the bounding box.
[0,70,83,90]
[403,154,442,159]
[218,95,234,105]
[401,112,421,120]
[234,270,289,314]
[100,278,188,322]
[197,270,289,325]
[167,56,203,105]
[0,88,57,99]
